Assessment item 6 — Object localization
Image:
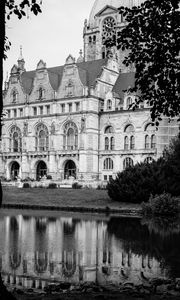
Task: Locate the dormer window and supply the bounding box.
[66,80,74,97]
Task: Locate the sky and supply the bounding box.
[3,0,95,80]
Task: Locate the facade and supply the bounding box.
[0,0,179,182]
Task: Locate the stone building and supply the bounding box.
[0,0,179,182]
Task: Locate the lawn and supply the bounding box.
[2,186,140,210]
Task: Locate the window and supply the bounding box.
[12,90,18,103]
[7,110,11,118]
[68,103,72,113]
[124,136,129,150]
[93,35,96,43]
[33,107,37,116]
[104,175,108,181]
[46,105,50,115]
[38,87,44,100]
[61,103,65,113]
[105,137,109,150]
[14,109,17,118]
[110,137,115,150]
[145,135,150,149]
[124,124,135,150]
[89,36,92,43]
[105,126,114,134]
[35,123,49,152]
[66,80,74,97]
[130,136,135,150]
[123,157,134,169]
[10,126,22,152]
[39,106,43,115]
[151,135,156,149]
[107,99,112,110]
[63,121,78,150]
[126,96,132,109]
[19,108,23,117]
[75,102,80,112]
[104,158,113,170]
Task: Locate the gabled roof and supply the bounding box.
[19,59,108,94]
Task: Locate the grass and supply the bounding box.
[2,186,141,210]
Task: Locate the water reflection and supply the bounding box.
[0,210,180,290]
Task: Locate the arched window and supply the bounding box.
[123,157,134,169]
[105,126,114,134]
[124,124,135,150]
[104,158,113,170]
[36,124,49,152]
[63,121,78,150]
[89,36,92,43]
[10,126,22,152]
[66,80,74,97]
[110,137,115,150]
[11,89,18,103]
[130,136,135,149]
[124,136,129,150]
[145,135,150,149]
[107,99,112,110]
[93,35,96,43]
[105,137,109,150]
[151,135,156,149]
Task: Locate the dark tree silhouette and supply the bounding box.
[116,0,180,125]
[0,1,42,299]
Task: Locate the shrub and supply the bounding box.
[72,182,82,189]
[47,183,57,189]
[23,183,30,188]
[142,193,179,216]
[47,175,52,180]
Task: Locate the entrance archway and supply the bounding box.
[36,161,47,180]
[11,162,20,180]
[64,160,76,179]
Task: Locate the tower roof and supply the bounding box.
[89,0,145,26]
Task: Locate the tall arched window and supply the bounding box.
[145,124,156,149]
[11,89,18,103]
[104,125,115,151]
[124,124,135,150]
[10,126,22,152]
[104,158,113,170]
[126,96,133,109]
[63,122,78,150]
[123,157,134,169]
[36,124,49,152]
[38,87,44,100]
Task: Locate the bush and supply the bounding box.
[142,193,179,216]
[23,183,30,188]
[72,182,82,189]
[47,175,52,180]
[47,183,57,189]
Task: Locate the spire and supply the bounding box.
[77,49,84,63]
[18,45,25,72]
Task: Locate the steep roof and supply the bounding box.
[112,72,136,98]
[19,59,108,94]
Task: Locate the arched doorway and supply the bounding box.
[64,160,76,179]
[11,162,20,180]
[36,161,47,180]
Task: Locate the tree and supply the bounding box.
[117,0,180,125]
[0,1,42,298]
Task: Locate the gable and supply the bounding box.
[95,5,118,17]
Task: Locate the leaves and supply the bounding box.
[5,0,42,20]
[117,0,180,123]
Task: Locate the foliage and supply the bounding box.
[142,193,179,216]
[72,182,82,189]
[47,183,57,189]
[107,134,180,203]
[116,0,180,124]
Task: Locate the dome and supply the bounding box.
[89,0,145,27]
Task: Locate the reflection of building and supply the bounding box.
[1,0,179,182]
[0,213,166,289]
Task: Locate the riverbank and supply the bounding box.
[2,186,141,215]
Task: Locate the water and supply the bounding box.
[0,209,180,290]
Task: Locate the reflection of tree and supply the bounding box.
[107,217,180,278]
[9,217,21,271]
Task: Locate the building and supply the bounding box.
[0,0,179,183]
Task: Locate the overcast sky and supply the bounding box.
[4,0,95,79]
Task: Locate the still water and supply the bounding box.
[0,209,180,290]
